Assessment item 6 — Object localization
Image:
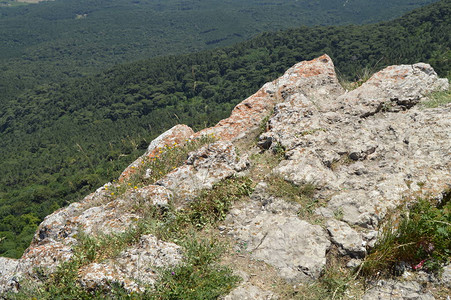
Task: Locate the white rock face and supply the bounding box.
[226,190,330,282]
[362,280,436,300]
[261,61,450,228]
[157,141,249,201]
[79,235,182,292]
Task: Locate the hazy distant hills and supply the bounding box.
[0,0,439,104]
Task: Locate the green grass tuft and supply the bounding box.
[148,237,240,300]
[362,196,451,277]
[421,88,451,108]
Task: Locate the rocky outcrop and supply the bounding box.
[79,235,182,292]
[261,60,449,228]
[1,55,449,299]
[157,141,249,201]
[0,124,252,293]
[337,63,449,117]
[195,54,340,142]
[120,124,194,181]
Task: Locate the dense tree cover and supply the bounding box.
[0,0,450,258]
[0,0,439,105]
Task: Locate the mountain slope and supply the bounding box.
[1,54,449,299]
[0,0,450,258]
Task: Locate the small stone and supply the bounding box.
[441,264,451,288]
[326,219,366,258]
[223,283,277,300]
[346,258,362,269]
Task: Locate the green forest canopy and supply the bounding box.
[0,0,450,258]
[0,0,439,105]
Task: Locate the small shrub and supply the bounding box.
[272,142,286,159]
[330,154,353,171]
[148,237,240,300]
[362,197,450,277]
[258,112,273,136]
[188,176,253,229]
[338,66,376,91]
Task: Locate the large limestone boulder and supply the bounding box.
[226,186,330,282]
[260,61,450,228]
[195,54,342,142]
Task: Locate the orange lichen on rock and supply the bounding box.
[194,54,339,141]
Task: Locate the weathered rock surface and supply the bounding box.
[157,141,249,201]
[223,283,277,300]
[326,219,366,258]
[226,185,330,281]
[362,280,435,300]
[1,55,449,298]
[0,258,20,294]
[79,235,182,292]
[31,184,172,252]
[337,63,449,117]
[120,124,194,181]
[261,61,450,228]
[441,264,451,288]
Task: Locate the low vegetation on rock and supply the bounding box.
[1,1,450,258]
[363,195,451,277]
[1,52,450,299]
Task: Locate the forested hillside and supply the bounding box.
[0,0,450,258]
[0,0,439,105]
